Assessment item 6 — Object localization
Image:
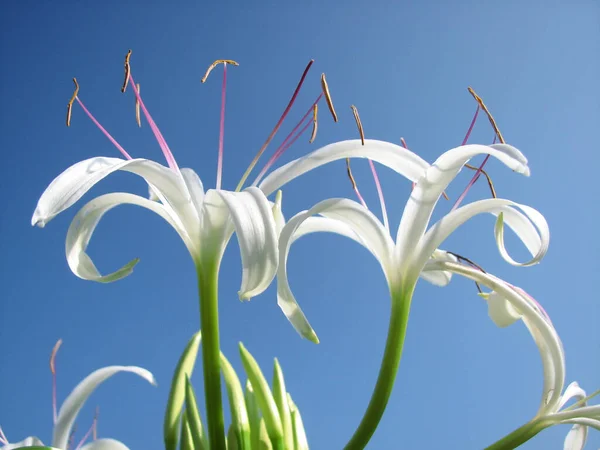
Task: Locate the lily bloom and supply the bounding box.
[428,262,599,450]
[0,341,155,450]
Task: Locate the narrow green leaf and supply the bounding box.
[227,423,239,450]
[288,394,308,450]
[220,352,251,450]
[272,358,294,450]
[185,375,209,450]
[258,418,274,450]
[245,380,261,450]
[164,331,202,450]
[180,410,195,450]
[238,343,284,450]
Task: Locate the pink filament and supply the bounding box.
[368,160,389,231]
[75,98,132,160]
[128,73,180,172]
[253,93,323,185]
[353,184,368,209]
[0,426,8,445]
[74,412,99,450]
[216,63,228,190]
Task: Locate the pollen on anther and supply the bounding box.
[121,50,132,93]
[309,104,318,143]
[321,73,338,122]
[66,78,80,127]
[201,59,239,83]
[351,105,365,145]
[50,338,63,374]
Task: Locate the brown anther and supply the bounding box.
[467,87,505,144]
[309,104,318,144]
[321,73,338,122]
[135,83,141,127]
[66,78,79,127]
[464,163,497,198]
[49,338,63,375]
[201,59,239,83]
[400,137,408,149]
[121,50,132,93]
[346,158,358,190]
[350,105,365,145]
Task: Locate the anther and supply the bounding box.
[121,50,132,93]
[346,158,358,190]
[464,163,497,198]
[467,87,505,143]
[309,104,318,143]
[321,73,338,122]
[201,59,239,83]
[66,78,79,127]
[50,338,63,375]
[135,83,141,127]
[350,105,365,145]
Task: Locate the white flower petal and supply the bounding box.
[1,437,44,449]
[180,168,205,216]
[65,193,193,282]
[420,250,457,287]
[258,139,429,196]
[31,157,191,229]
[487,291,523,327]
[563,423,588,450]
[561,418,600,432]
[80,438,131,450]
[271,191,285,236]
[559,382,588,410]
[53,366,156,449]
[413,199,548,278]
[278,198,395,342]
[394,144,530,272]
[201,188,278,300]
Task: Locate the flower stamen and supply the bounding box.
[50,338,63,424]
[74,407,99,450]
[346,158,367,208]
[200,59,239,83]
[464,163,497,198]
[321,73,338,122]
[447,252,485,293]
[135,83,141,127]
[66,78,79,127]
[236,59,315,192]
[120,49,132,93]
[468,87,505,144]
[309,104,318,144]
[68,424,77,450]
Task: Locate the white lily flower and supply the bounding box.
[427,261,599,450]
[261,139,548,343]
[0,343,155,450]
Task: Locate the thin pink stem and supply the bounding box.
[252,93,323,186]
[216,63,228,190]
[75,98,132,160]
[74,411,99,450]
[128,73,180,173]
[353,185,368,209]
[368,160,389,231]
[52,367,58,424]
[461,105,480,145]
[0,426,8,445]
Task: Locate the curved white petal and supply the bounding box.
[563,423,587,450]
[487,291,523,327]
[31,157,194,232]
[201,188,278,300]
[65,193,194,283]
[559,382,588,410]
[278,198,395,342]
[420,250,457,287]
[258,139,430,196]
[180,168,205,216]
[271,191,285,236]
[561,418,600,431]
[552,406,600,422]
[426,261,566,412]
[1,437,44,449]
[52,366,156,449]
[80,438,131,450]
[394,144,530,272]
[412,199,549,278]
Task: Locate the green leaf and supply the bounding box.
[227,423,239,450]
[164,331,202,450]
[238,343,284,450]
[288,394,309,450]
[220,352,251,450]
[185,375,209,450]
[180,410,195,450]
[272,358,294,450]
[258,418,274,450]
[245,380,261,450]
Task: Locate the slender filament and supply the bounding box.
[135,83,141,127]
[50,338,63,424]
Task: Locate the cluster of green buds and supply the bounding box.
[165,332,308,450]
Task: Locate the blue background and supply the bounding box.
[1,1,598,449]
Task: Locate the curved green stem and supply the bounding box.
[197,262,227,450]
[484,418,546,450]
[344,286,415,450]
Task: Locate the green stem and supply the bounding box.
[484,418,546,450]
[344,286,414,450]
[197,262,227,450]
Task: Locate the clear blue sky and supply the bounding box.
[1,1,598,449]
